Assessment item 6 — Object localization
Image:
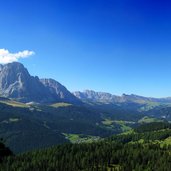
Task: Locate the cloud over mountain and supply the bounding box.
[0,49,35,64]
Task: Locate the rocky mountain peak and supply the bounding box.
[0,62,30,95]
[0,62,81,104]
[40,78,82,104]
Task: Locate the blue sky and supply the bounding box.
[0,0,171,97]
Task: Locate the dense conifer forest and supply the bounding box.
[1,122,171,171]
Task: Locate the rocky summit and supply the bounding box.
[40,78,81,104]
[0,62,81,104]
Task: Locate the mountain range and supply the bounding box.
[1,62,171,106]
[73,90,171,105]
[1,62,171,154]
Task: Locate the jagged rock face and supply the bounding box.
[40,78,81,104]
[0,62,53,102]
[0,62,81,104]
[0,62,30,98]
[73,90,122,104]
[73,90,171,104]
[0,64,3,72]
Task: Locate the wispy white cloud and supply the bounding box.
[0,49,35,64]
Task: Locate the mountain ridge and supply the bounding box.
[1,62,171,106]
[0,62,81,104]
[73,90,171,104]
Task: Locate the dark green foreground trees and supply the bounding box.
[1,124,171,171]
[0,140,13,162]
[1,141,171,171]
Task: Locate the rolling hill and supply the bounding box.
[0,99,138,153]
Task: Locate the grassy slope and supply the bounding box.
[0,100,28,108]
[102,118,133,132]
[138,116,163,123]
[63,133,100,143]
[50,102,72,108]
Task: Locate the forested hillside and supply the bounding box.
[1,122,171,171]
[0,100,142,153]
